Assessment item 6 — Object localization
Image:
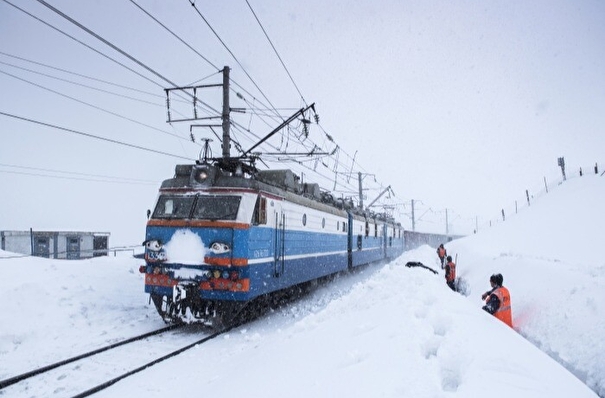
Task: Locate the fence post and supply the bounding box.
[558,157,566,180]
[526,190,530,206]
[544,176,548,193]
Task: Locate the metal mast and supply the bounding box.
[222,66,231,159]
[358,172,364,210]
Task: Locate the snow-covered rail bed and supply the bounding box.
[0,325,218,398]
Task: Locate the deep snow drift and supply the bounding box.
[0,175,603,397]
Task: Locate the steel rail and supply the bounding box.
[0,324,182,390]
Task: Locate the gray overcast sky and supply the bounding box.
[1,0,604,246]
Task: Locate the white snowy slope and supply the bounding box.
[0,174,603,398]
[448,174,605,396]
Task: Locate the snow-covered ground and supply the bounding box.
[1,174,603,397]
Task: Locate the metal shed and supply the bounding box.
[0,230,110,259]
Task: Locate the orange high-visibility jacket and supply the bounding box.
[445,261,456,282]
[437,247,446,258]
[490,286,513,328]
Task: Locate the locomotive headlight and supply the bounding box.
[143,239,163,252]
[210,242,230,254]
[195,170,209,183]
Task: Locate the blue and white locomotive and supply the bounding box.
[140,160,404,325]
[139,68,404,325]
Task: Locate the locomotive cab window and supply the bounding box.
[152,195,195,219]
[192,195,241,220]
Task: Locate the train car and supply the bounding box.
[140,161,404,326]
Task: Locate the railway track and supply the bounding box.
[0,277,333,397]
[0,323,236,398]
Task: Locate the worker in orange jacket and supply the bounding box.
[444,255,456,291]
[437,244,447,269]
[481,273,513,328]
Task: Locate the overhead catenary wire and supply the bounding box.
[35,0,180,89]
[127,0,219,72]
[0,60,164,107]
[1,0,167,91]
[245,0,307,106]
[4,0,398,213]
[0,69,192,142]
[0,51,168,100]
[125,0,282,142]
[0,163,159,185]
[0,111,194,161]
[7,0,203,115]
[187,0,282,121]
[0,169,160,185]
[127,0,324,166]
[126,0,353,190]
[236,0,379,196]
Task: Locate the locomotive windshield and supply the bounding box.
[152,194,241,220]
[192,195,241,220]
[152,195,195,219]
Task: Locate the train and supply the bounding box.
[139,68,405,326]
[139,159,405,326]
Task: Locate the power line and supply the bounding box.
[4,0,206,116]
[245,0,307,105]
[0,111,194,161]
[239,1,366,187]
[1,0,166,90]
[0,169,158,185]
[0,69,190,142]
[36,0,220,120]
[35,0,180,89]
[0,51,166,99]
[4,1,399,212]
[127,0,219,71]
[123,1,332,172]
[0,163,159,184]
[187,0,281,119]
[126,0,283,126]
[0,60,163,107]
